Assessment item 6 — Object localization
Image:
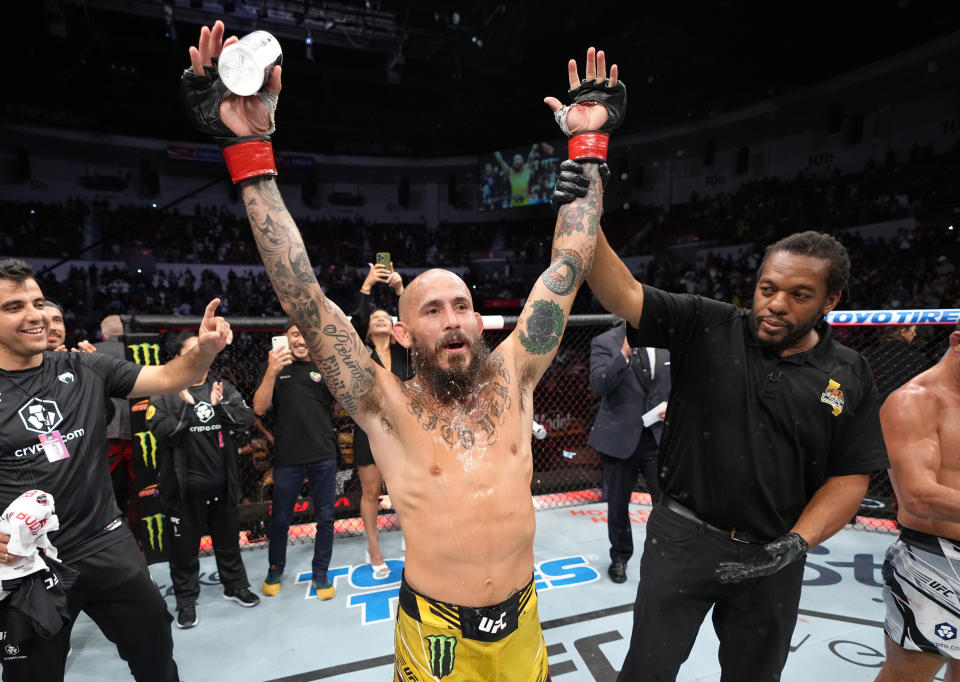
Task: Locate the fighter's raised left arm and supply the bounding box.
[500,47,625,388]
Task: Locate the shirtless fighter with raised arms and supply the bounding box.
[179,20,625,680]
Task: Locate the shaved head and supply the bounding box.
[393,268,488,404]
[398,269,472,321]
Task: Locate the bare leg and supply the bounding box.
[875,635,946,682]
[358,463,384,565]
[946,658,960,682]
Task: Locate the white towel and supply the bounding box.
[0,491,61,593]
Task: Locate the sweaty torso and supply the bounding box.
[367,352,536,607]
[897,370,960,540]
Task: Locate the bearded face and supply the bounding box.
[750,307,823,354]
[410,329,490,405]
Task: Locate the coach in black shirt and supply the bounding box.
[0,258,232,681]
[253,323,339,600]
[149,334,259,629]
[586,231,888,681]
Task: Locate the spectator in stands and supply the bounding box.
[349,262,413,577]
[252,323,340,600]
[147,333,259,628]
[863,325,932,402]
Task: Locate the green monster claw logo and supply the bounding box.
[519,299,564,355]
[142,513,165,552]
[134,431,158,469]
[425,635,457,678]
[127,343,161,365]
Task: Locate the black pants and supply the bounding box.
[168,494,249,609]
[617,504,805,682]
[601,429,660,563]
[0,534,178,682]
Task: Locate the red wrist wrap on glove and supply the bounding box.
[568,132,609,162]
[222,140,277,183]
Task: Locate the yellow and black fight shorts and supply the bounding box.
[394,574,549,681]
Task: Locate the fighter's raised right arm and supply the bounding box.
[241,181,378,420]
[180,20,381,423]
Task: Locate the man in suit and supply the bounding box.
[588,321,670,583]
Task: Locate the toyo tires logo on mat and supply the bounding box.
[290,555,600,626]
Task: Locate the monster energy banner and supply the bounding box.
[124,333,170,564]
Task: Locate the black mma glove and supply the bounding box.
[180,59,279,183]
[714,532,809,584]
[549,160,611,210]
[553,79,627,162]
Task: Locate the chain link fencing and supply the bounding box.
[122,312,956,557]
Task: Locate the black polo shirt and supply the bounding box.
[268,361,337,466]
[0,352,141,560]
[627,285,888,540]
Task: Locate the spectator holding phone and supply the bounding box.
[350,261,412,575]
[252,322,340,600]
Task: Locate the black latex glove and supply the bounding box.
[714,532,809,584]
[549,160,610,211]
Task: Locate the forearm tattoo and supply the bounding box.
[242,177,376,416]
[555,163,602,249]
[541,248,585,296]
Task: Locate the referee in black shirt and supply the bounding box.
[584,228,889,681]
[0,258,233,681]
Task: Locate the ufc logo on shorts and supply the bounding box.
[478,612,507,635]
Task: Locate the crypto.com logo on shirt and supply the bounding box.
[18,398,63,434]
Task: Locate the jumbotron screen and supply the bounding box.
[477,142,559,211]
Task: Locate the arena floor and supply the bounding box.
[65,499,914,681]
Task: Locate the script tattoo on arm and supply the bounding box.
[241,177,377,417]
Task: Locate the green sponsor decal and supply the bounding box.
[127,343,161,365]
[425,635,457,678]
[142,513,165,552]
[134,431,157,469]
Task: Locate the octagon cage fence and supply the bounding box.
[117,309,958,561]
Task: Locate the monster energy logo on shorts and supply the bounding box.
[424,635,457,678]
[134,431,158,469]
[127,343,161,365]
[142,513,165,552]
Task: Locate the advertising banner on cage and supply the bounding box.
[124,333,170,564]
[826,309,960,326]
